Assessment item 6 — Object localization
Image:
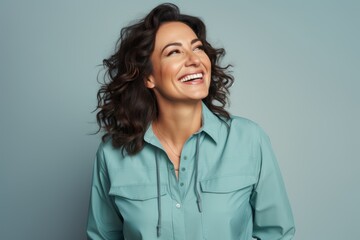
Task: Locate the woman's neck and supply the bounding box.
[154,101,202,146]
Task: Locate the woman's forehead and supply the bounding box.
[156,22,197,42]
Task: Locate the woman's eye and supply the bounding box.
[194,45,204,51]
[167,49,181,56]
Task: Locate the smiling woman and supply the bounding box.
[87,3,295,240]
[146,22,212,105]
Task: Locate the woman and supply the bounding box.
[87,3,295,240]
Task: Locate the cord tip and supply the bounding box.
[157,225,161,237]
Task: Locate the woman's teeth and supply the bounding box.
[179,73,203,82]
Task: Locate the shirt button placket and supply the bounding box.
[172,200,186,239]
[172,142,191,239]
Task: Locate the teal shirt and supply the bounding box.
[87,104,295,239]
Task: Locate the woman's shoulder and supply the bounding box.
[95,138,126,161]
[228,114,260,130]
[96,137,114,152]
[227,114,268,140]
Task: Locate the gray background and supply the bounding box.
[1,0,359,239]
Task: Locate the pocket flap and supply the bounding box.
[200,175,256,193]
[109,184,167,201]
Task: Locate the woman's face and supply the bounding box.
[146,21,211,106]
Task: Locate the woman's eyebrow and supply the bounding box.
[161,38,202,53]
[161,42,182,53]
[191,38,201,45]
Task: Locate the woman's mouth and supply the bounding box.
[179,73,203,83]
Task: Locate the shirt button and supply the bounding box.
[181,167,186,172]
[175,203,181,208]
[180,182,184,187]
[183,156,188,160]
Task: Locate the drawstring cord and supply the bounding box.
[155,150,161,237]
[194,134,202,212]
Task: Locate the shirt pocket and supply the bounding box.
[199,175,256,239]
[109,184,167,201]
[109,184,167,235]
[200,175,256,193]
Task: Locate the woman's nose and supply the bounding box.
[185,51,201,67]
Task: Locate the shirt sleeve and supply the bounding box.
[250,128,295,240]
[86,144,124,240]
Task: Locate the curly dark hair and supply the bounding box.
[96,3,234,154]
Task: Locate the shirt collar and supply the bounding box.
[144,123,162,148]
[200,102,224,144]
[144,101,224,145]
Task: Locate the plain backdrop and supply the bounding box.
[1,0,359,239]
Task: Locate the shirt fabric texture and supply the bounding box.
[86,103,295,239]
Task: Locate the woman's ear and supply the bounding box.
[145,75,155,89]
